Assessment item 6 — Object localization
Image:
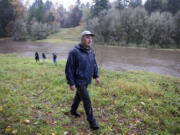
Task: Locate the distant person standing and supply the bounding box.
[35,52,39,62]
[53,53,57,64]
[42,53,46,62]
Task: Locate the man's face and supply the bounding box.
[82,35,93,48]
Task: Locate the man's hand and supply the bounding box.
[95,78,99,85]
[70,85,76,91]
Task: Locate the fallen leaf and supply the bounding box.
[133,109,137,112]
[114,100,117,104]
[12,129,18,134]
[0,106,2,111]
[135,119,141,124]
[123,129,128,135]
[131,133,138,135]
[5,126,11,132]
[157,119,160,123]
[52,121,57,125]
[130,123,134,129]
[108,127,112,131]
[140,102,145,105]
[59,104,63,107]
[2,99,8,103]
[24,119,30,124]
[33,121,39,125]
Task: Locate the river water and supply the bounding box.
[0,39,180,78]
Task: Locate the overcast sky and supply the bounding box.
[23,0,147,9]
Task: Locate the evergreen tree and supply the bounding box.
[167,0,180,15]
[116,0,124,9]
[86,2,90,8]
[45,1,55,22]
[145,0,180,14]
[70,5,83,27]
[57,4,66,27]
[45,0,53,10]
[76,0,81,7]
[129,0,142,8]
[28,0,46,23]
[0,0,15,37]
[90,0,110,18]
[145,0,162,14]
[28,0,57,23]
[173,11,180,45]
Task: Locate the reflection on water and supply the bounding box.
[0,40,73,59]
[0,39,180,77]
[95,46,180,77]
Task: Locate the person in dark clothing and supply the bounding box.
[35,52,39,62]
[65,30,100,130]
[53,53,57,64]
[42,53,46,62]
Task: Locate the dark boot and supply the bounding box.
[70,110,81,117]
[89,121,100,130]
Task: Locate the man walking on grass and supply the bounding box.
[65,30,100,130]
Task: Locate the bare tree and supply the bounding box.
[13,18,27,40]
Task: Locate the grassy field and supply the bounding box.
[36,26,84,44]
[0,54,180,135]
[0,38,12,41]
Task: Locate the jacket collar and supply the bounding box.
[75,43,91,53]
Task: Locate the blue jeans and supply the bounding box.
[53,59,57,64]
[71,85,96,123]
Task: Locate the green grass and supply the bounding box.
[36,26,84,44]
[0,37,12,41]
[0,54,180,135]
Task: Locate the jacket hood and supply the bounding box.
[75,43,92,53]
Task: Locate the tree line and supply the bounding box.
[0,0,84,40]
[87,0,180,48]
[0,0,180,48]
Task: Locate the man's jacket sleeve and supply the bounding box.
[93,53,99,79]
[65,51,76,86]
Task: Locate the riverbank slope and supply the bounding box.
[36,26,180,50]
[0,54,180,135]
[36,26,83,44]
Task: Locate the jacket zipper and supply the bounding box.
[87,51,91,83]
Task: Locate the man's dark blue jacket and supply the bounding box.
[65,44,99,86]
